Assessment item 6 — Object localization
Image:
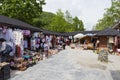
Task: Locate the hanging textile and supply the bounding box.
[23,30,30,36]
[114,36,117,46]
[109,37,114,43]
[13,30,24,57]
[24,40,28,48]
[16,45,21,57]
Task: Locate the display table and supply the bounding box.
[0,63,10,80]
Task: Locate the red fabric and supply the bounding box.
[16,45,21,57]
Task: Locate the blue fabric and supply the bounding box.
[23,55,30,59]
[2,44,13,55]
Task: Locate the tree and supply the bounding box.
[65,10,73,24]
[49,9,70,32]
[95,1,120,30]
[32,11,55,28]
[48,9,85,32]
[0,0,46,24]
[73,16,84,31]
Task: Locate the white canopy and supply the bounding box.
[74,33,85,39]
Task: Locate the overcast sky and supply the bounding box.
[43,0,111,30]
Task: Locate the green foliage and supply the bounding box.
[73,16,85,31]
[47,9,85,32]
[95,1,120,30]
[0,0,84,32]
[0,0,46,24]
[48,9,68,32]
[32,9,85,32]
[32,12,55,28]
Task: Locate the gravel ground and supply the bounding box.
[10,46,120,80]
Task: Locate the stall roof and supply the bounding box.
[0,15,101,36]
[96,28,120,36]
[0,15,42,32]
[40,29,61,35]
[60,31,99,36]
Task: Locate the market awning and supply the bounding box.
[59,31,99,36]
[85,33,95,36]
[96,28,120,36]
[74,33,85,39]
[0,15,42,32]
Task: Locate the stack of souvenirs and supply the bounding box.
[9,50,41,71]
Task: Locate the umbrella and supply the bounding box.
[85,33,95,36]
[74,33,85,39]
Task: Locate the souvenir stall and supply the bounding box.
[0,25,14,80]
[0,15,43,74]
[31,32,43,51]
[112,20,120,54]
[0,25,15,62]
[117,36,120,53]
[23,30,31,50]
[11,31,43,71]
[115,36,120,54]
[80,35,95,50]
[96,28,120,53]
[98,36,107,48]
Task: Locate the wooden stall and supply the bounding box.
[96,28,120,53]
[99,36,107,48]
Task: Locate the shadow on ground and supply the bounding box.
[110,70,120,80]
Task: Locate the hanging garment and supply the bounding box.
[20,44,24,57]
[2,27,7,34]
[0,28,4,38]
[109,37,114,43]
[13,30,23,45]
[114,36,118,46]
[0,42,6,53]
[34,32,39,37]
[24,40,28,48]
[6,41,15,55]
[35,37,40,49]
[16,45,21,57]
[31,38,36,50]
[44,43,49,51]
[4,28,14,42]
[23,30,30,36]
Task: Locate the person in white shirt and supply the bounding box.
[96,39,100,48]
[44,41,49,58]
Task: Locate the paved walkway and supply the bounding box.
[10,47,120,80]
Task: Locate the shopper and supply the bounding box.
[0,40,13,62]
[44,41,49,58]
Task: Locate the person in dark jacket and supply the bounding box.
[0,40,13,62]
